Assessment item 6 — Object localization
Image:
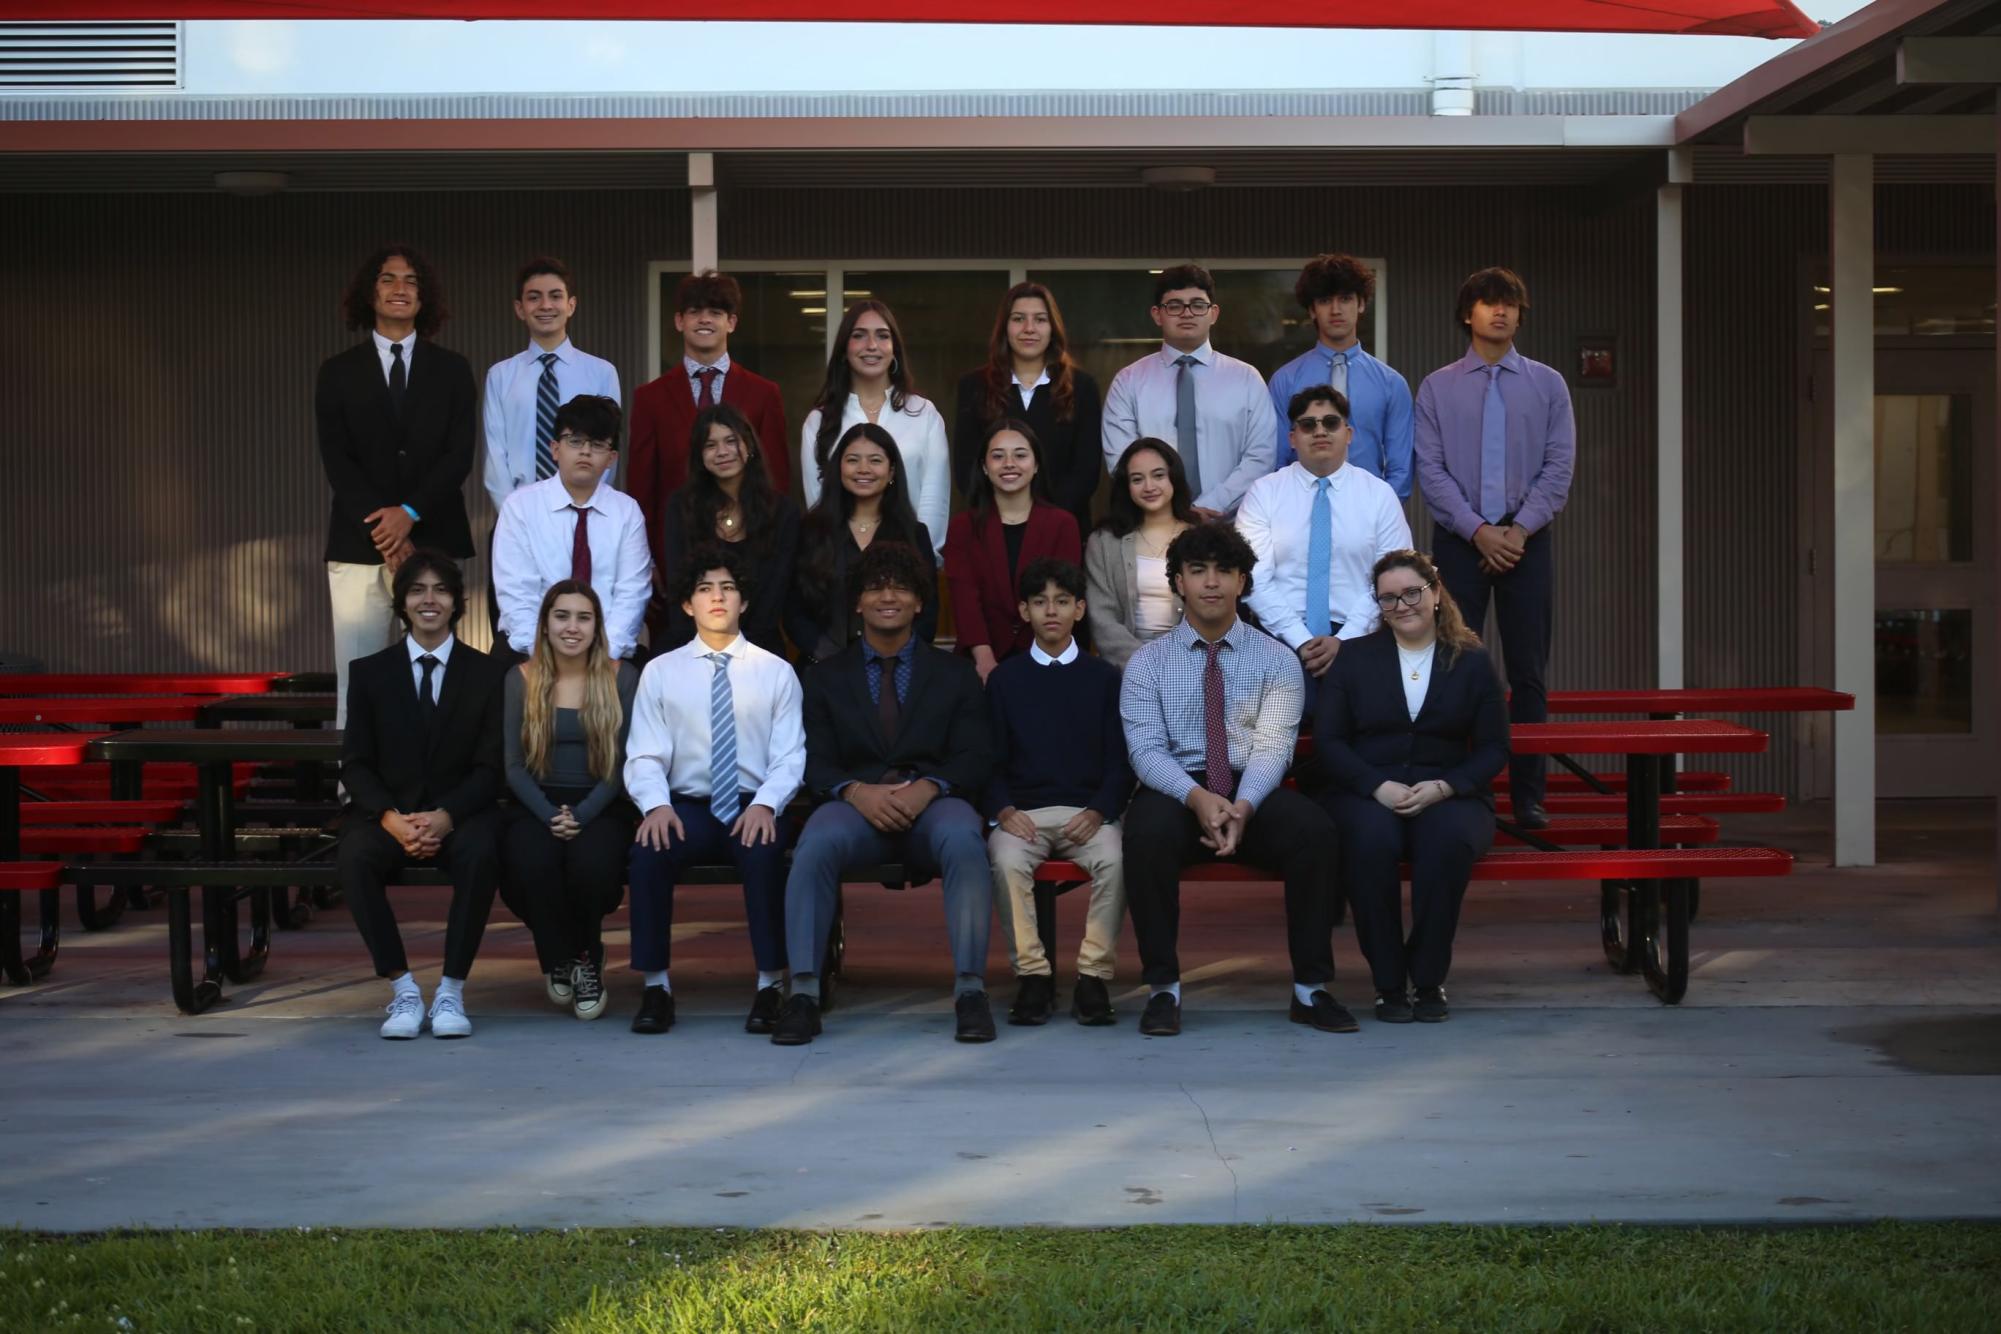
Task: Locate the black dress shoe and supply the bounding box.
[1516,802,1550,830]
[955,991,997,1043]
[1373,990,1415,1024]
[1007,974,1055,1026]
[744,984,784,1034]
[771,994,821,1046]
[1289,990,1360,1033]
[1413,987,1451,1023]
[1139,991,1181,1036]
[630,985,675,1035]
[1070,975,1115,1026]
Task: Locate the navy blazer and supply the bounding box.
[801,638,993,803]
[315,339,477,564]
[1313,630,1509,806]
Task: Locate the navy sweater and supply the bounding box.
[984,649,1134,821]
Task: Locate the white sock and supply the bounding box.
[435,976,464,1003]
[1293,982,1324,1006]
[645,970,671,992]
[391,972,420,999]
[1151,982,1181,1003]
[757,970,784,990]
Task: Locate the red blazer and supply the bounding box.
[627,361,789,565]
[943,502,1082,660]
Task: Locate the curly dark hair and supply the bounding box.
[848,539,934,608]
[341,244,447,339]
[1293,253,1376,309]
[390,550,465,630]
[676,541,753,608]
[1455,266,1531,332]
[1153,263,1216,304]
[1164,521,1256,604]
[676,269,741,315]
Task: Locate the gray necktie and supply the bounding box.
[1328,350,1349,401]
[1174,354,1203,502]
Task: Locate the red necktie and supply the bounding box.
[569,505,592,586]
[1201,641,1235,798]
[696,366,718,410]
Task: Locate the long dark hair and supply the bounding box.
[1097,437,1198,537]
[809,300,916,482]
[979,280,1077,424]
[796,423,924,611]
[965,418,1051,524]
[341,244,447,339]
[677,403,781,561]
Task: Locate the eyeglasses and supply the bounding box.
[1292,414,1346,434]
[556,434,616,456]
[1157,299,1214,316]
[1375,582,1433,611]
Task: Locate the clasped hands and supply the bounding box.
[1185,787,1252,857]
[997,805,1103,847]
[381,807,454,859]
[364,506,417,571]
[846,777,941,833]
[1472,521,1528,575]
[1374,779,1452,817]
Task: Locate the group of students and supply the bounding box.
[314,246,1575,1043]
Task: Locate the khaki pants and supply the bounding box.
[327,560,398,730]
[988,806,1124,979]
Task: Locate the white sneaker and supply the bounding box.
[380,990,424,1040]
[571,955,608,1022]
[545,968,574,1006]
[430,992,473,1039]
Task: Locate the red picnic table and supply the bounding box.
[0,673,290,697]
[1,732,111,984]
[1547,687,1855,716]
[0,696,210,726]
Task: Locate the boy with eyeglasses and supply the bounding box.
[1101,263,1278,520]
[492,395,653,662]
[1239,387,1412,679]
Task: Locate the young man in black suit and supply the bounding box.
[317,245,478,730]
[773,540,997,1047]
[339,550,507,1040]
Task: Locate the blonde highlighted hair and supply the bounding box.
[1372,549,1482,667]
[520,580,623,781]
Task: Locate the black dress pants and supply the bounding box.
[1122,781,1341,988]
[1322,791,1493,994]
[499,787,634,971]
[338,806,504,980]
[1433,526,1551,807]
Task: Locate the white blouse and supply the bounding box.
[799,393,950,562]
[1398,640,1437,720]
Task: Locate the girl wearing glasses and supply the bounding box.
[1310,549,1507,1025]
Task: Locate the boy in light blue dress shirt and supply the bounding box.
[1266,254,1413,498]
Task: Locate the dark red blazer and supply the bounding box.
[627,361,789,566]
[943,501,1083,660]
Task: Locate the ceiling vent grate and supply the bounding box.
[0,22,180,91]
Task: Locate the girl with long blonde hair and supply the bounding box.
[501,579,639,1022]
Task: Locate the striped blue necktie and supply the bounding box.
[707,652,739,825]
[534,352,559,481]
[1304,475,1332,639]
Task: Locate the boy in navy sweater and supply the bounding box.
[985,558,1134,1026]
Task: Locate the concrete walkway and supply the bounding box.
[4,802,1997,1231]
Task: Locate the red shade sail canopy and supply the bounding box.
[0,2,1822,40]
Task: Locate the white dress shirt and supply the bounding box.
[623,633,806,816]
[1238,460,1413,651]
[798,393,950,561]
[481,339,622,515]
[1100,342,1279,514]
[1027,637,1080,666]
[372,329,416,385]
[1013,368,1050,410]
[405,632,455,702]
[492,473,653,660]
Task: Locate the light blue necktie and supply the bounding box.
[1304,475,1332,639]
[1478,363,1508,524]
[707,652,739,826]
[534,352,559,481]
[1174,353,1204,502]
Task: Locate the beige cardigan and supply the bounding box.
[1084,527,1184,670]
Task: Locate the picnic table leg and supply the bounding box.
[75,878,126,931]
[167,887,223,1013]
[28,888,60,981]
[0,892,27,985]
[1599,754,1659,976]
[1641,876,1691,1004]
[107,758,159,912]
[1649,712,1699,923]
[818,884,845,1014]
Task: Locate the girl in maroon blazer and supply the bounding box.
[943,419,1082,682]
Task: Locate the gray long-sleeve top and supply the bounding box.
[502,660,639,824]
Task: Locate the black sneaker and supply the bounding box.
[1289,990,1360,1033]
[1516,803,1550,830]
[1007,974,1056,1026]
[570,955,608,1022]
[1413,987,1450,1023]
[1139,991,1181,1036]
[771,994,822,1046]
[744,984,784,1035]
[630,984,675,1034]
[1070,975,1116,1026]
[955,991,997,1043]
[1373,990,1415,1024]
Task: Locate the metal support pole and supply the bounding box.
[1829,154,1877,867]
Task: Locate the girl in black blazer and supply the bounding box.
[656,404,801,657]
[1313,549,1508,1024]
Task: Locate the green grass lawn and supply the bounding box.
[5,1223,1998,1332]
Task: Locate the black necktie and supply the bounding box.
[416,653,439,727]
[389,342,408,418]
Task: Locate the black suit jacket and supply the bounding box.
[953,368,1103,532]
[1313,630,1509,806]
[341,639,505,823]
[316,339,477,563]
[801,639,992,803]
[657,494,801,657]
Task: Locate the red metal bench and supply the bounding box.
[1498,792,1787,816]
[17,800,188,825]
[1494,770,1732,793]
[0,861,64,984]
